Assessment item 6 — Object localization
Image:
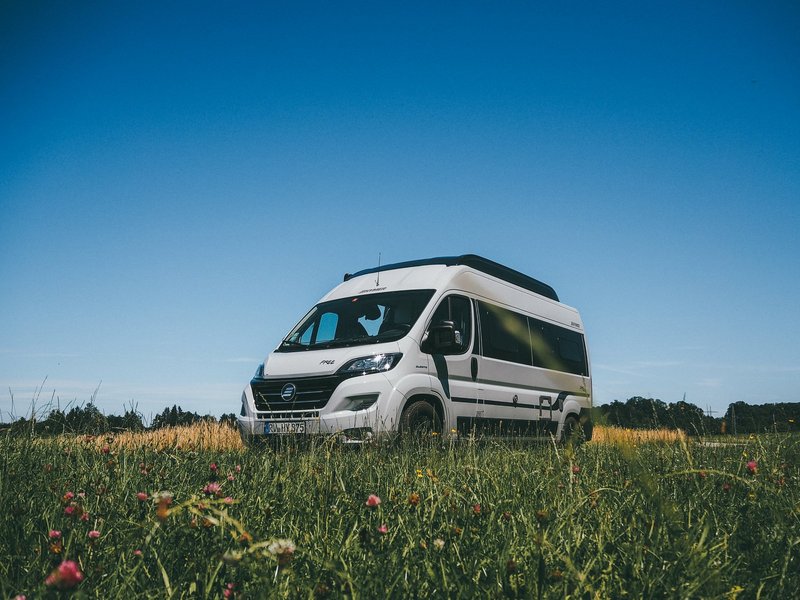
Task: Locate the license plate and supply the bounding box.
[265,421,305,435]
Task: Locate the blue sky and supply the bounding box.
[2,1,799,422]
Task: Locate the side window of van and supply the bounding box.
[429,295,472,354]
[555,328,588,376]
[530,321,558,371]
[530,319,588,376]
[478,302,533,365]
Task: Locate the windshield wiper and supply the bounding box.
[280,340,305,348]
[313,336,376,349]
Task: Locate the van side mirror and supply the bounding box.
[423,320,456,353]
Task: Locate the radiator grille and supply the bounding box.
[251,375,342,412]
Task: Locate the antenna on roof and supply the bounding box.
[376,253,381,286]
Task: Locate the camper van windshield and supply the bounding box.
[278,289,435,351]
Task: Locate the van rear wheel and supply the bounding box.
[400,401,442,439]
[561,414,584,445]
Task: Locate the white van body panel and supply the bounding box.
[237,256,592,444]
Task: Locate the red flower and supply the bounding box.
[48,530,62,540]
[210,462,218,473]
[747,460,758,475]
[203,482,222,496]
[88,530,101,540]
[136,492,148,501]
[365,494,381,507]
[572,465,581,474]
[45,560,84,589]
[377,524,388,534]
[472,503,481,516]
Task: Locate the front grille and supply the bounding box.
[251,375,342,412]
[256,410,319,420]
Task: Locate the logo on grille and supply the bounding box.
[280,383,297,402]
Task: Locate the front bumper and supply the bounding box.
[237,372,401,444]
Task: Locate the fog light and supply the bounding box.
[348,394,379,411]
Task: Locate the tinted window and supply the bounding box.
[530,318,588,375]
[478,302,532,365]
[555,328,588,375]
[529,321,558,370]
[429,295,472,354]
[477,302,588,375]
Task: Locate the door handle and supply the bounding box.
[471,357,478,381]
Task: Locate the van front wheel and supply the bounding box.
[400,401,442,438]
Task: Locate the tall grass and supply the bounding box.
[592,425,687,445]
[96,421,245,453]
[58,424,685,453]
[1,426,798,598]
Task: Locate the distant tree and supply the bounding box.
[665,401,701,434]
[41,409,67,434]
[725,401,800,434]
[65,403,109,434]
[600,397,669,429]
[107,410,144,432]
[7,417,34,436]
[600,400,628,427]
[150,405,208,429]
[599,396,722,435]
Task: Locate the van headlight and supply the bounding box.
[338,353,402,376]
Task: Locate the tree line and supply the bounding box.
[1,398,798,436]
[0,403,237,436]
[597,397,799,435]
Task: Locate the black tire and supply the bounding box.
[561,414,583,445]
[400,400,442,438]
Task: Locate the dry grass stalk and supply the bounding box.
[85,421,245,452]
[592,425,687,445]
[60,423,686,452]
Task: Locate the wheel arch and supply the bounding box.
[399,393,446,430]
[558,408,594,442]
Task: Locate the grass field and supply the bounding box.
[1,426,798,598]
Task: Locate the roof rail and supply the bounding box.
[343,254,558,301]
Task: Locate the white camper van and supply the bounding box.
[237,255,592,444]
